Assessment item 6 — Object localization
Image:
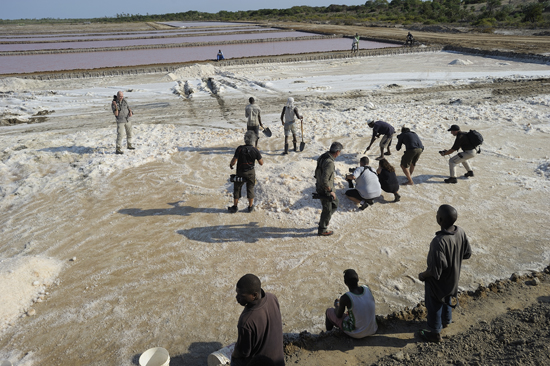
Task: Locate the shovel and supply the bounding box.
[299,119,306,151]
[261,125,272,137]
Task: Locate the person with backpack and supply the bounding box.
[439,125,481,184]
[228,131,264,213]
[345,156,381,210]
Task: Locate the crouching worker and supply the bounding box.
[229,131,264,213]
[325,269,378,338]
[345,156,381,210]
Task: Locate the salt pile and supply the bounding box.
[0,256,63,329]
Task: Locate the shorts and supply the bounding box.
[345,189,363,201]
[247,125,260,139]
[326,308,348,329]
[284,121,297,137]
[233,169,256,199]
[379,134,393,149]
[401,148,423,168]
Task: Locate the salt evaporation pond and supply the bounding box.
[0,50,549,365]
[0,38,398,74]
[0,26,275,43]
[1,31,321,52]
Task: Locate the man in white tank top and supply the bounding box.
[325,269,378,338]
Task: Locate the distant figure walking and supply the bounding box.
[351,33,360,52]
[217,50,224,61]
[396,124,424,185]
[377,159,400,202]
[405,32,415,46]
[280,97,303,154]
[418,204,472,342]
[111,91,134,155]
[325,269,378,338]
[245,97,264,148]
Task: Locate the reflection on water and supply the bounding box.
[0,39,399,74]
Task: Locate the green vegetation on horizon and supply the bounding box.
[1,0,549,28]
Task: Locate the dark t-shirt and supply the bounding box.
[451,132,475,152]
[378,168,399,193]
[396,131,423,151]
[232,290,285,366]
[233,145,262,175]
[426,225,472,302]
[372,121,395,137]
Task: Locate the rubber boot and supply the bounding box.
[293,142,297,152]
[283,144,289,155]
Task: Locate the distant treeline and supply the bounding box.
[2,1,549,27]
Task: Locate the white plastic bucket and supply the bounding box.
[0,361,13,366]
[138,347,170,366]
[207,343,235,366]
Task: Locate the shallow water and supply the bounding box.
[0,31,316,51]
[0,38,398,74]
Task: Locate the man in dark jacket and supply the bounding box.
[396,125,424,185]
[315,142,343,236]
[418,204,472,342]
[232,274,285,366]
[439,124,476,184]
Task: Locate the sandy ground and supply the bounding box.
[0,22,550,366]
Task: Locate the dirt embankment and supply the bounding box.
[268,21,550,55]
[285,268,550,365]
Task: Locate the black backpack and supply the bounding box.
[466,130,483,152]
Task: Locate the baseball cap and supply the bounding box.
[447,124,460,131]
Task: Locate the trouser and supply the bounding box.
[449,149,475,177]
[233,169,256,199]
[116,121,133,149]
[425,282,453,333]
[318,195,339,232]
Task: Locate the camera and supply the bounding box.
[113,95,117,101]
[230,174,245,183]
[346,167,355,188]
[312,192,334,201]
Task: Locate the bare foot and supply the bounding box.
[401,181,414,186]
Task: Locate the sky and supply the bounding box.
[2,1,368,20]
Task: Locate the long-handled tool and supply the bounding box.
[299,119,306,151]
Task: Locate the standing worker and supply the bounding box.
[315,142,343,236]
[111,91,134,155]
[280,97,303,154]
[245,97,264,148]
[229,131,264,213]
[418,204,472,342]
[351,33,360,52]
